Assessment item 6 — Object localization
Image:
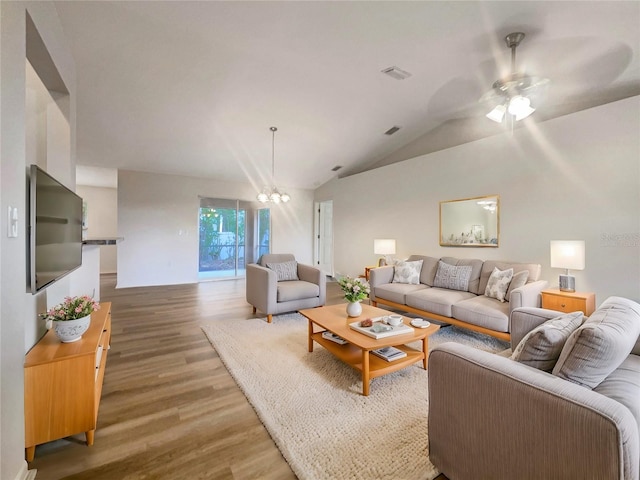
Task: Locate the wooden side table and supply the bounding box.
[541,289,596,316]
[362,265,378,281]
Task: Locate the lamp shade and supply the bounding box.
[550,241,585,270]
[374,239,396,255]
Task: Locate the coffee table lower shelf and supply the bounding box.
[310,331,425,395]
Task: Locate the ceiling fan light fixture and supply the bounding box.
[508,95,535,120]
[486,103,507,123]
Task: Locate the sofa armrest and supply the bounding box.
[368,266,394,301]
[297,263,326,305]
[246,263,278,313]
[429,342,639,480]
[509,279,548,311]
[509,306,570,349]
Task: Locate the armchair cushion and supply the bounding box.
[277,280,319,302]
[510,311,584,372]
[266,260,299,281]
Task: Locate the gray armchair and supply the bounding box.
[246,254,326,323]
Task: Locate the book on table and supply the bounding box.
[321,331,348,345]
[372,346,407,362]
[349,318,414,339]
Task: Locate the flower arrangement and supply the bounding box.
[337,276,370,303]
[41,295,100,322]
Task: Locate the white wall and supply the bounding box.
[117,169,314,288]
[316,96,640,303]
[1,4,81,479]
[77,185,118,273]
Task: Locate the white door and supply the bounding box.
[314,200,333,276]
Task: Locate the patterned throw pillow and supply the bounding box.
[392,260,424,285]
[432,261,473,291]
[511,311,584,372]
[266,260,299,281]
[484,267,514,302]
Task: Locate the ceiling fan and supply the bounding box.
[480,32,550,123]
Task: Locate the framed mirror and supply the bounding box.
[439,195,500,247]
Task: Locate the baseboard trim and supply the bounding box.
[13,461,36,480]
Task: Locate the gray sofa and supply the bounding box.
[369,255,548,341]
[429,296,640,479]
[246,253,326,323]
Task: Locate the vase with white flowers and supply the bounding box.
[338,276,370,317]
[41,295,100,343]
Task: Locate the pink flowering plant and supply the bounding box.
[41,295,100,322]
[337,276,370,303]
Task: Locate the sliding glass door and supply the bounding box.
[198,198,269,280]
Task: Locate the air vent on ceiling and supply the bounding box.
[384,126,401,136]
[331,165,343,172]
[381,66,412,80]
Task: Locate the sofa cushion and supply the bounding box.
[406,288,476,318]
[510,311,584,372]
[374,283,428,305]
[277,280,319,302]
[392,259,423,285]
[440,257,484,294]
[407,255,440,286]
[505,270,530,302]
[266,260,299,281]
[553,304,640,389]
[597,297,640,355]
[433,261,473,292]
[477,260,541,294]
[484,267,514,302]
[451,295,510,332]
[593,355,640,438]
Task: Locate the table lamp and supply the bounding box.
[374,239,396,267]
[550,240,585,292]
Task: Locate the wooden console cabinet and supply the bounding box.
[24,302,112,461]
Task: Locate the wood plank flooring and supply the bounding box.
[29,275,447,480]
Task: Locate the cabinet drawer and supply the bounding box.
[543,295,585,313]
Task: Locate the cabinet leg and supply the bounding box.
[86,430,95,446]
[26,446,35,462]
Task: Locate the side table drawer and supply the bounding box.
[543,295,584,313]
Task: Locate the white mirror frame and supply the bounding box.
[439,195,500,247]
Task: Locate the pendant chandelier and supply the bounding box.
[257,127,290,204]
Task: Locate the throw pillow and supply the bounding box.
[266,260,299,281]
[392,260,423,285]
[510,311,584,372]
[484,267,514,302]
[552,306,640,389]
[505,270,530,302]
[432,261,473,292]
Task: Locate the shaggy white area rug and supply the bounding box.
[201,313,509,480]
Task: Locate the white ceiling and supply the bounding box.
[53,1,640,191]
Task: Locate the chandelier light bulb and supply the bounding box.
[280,192,290,203]
[508,95,535,120]
[257,191,269,203]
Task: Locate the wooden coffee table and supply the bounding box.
[299,303,440,396]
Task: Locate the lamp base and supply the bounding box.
[559,274,576,292]
[378,257,386,267]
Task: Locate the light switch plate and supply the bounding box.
[8,206,18,238]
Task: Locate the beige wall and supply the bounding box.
[316,96,640,303]
[77,185,118,273]
[117,169,315,288]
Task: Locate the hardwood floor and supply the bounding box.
[30,275,447,480]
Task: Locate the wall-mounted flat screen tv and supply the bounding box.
[29,165,83,293]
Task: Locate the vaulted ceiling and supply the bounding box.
[54,1,640,190]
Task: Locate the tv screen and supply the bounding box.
[29,165,83,294]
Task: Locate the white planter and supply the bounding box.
[53,315,91,343]
[346,301,362,317]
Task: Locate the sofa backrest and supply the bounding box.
[478,261,542,294]
[407,255,440,286]
[440,257,484,294]
[259,253,295,267]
